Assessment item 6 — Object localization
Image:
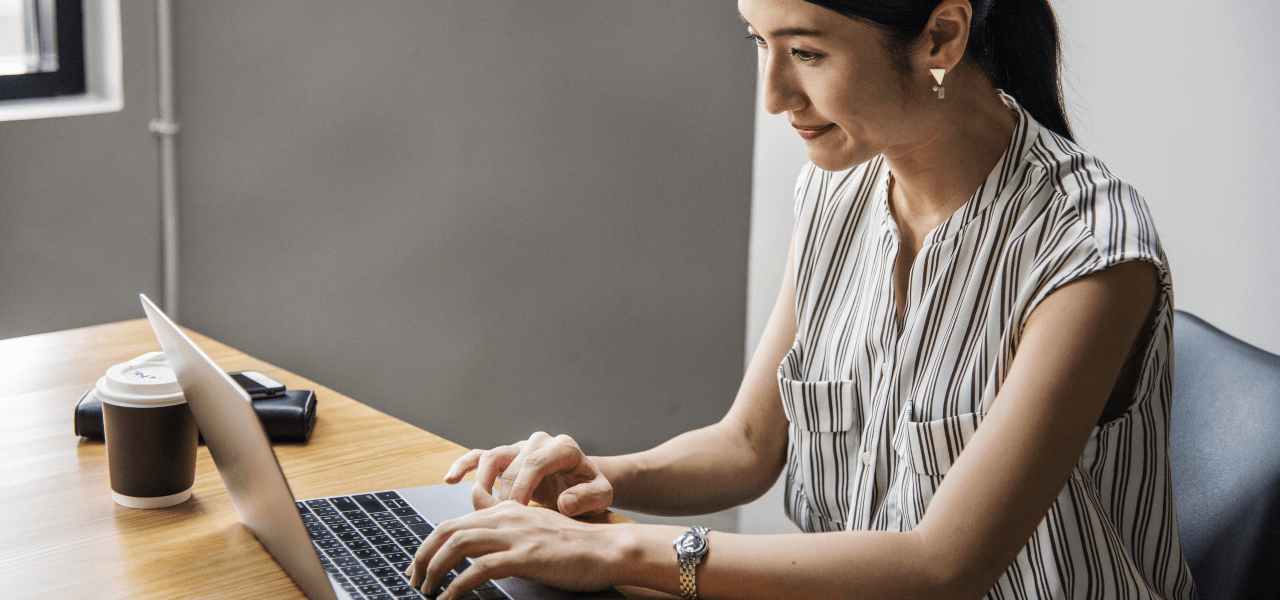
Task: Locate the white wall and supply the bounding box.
[738,0,1280,533]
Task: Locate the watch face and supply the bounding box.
[679,533,706,555]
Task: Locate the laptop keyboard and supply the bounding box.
[297,490,511,600]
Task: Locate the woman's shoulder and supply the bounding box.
[1021,125,1165,269]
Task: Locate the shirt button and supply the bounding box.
[860,451,872,465]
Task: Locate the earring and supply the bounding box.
[930,68,946,99]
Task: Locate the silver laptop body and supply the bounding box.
[140,294,623,600]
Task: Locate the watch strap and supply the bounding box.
[676,526,709,600]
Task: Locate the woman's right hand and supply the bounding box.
[443,431,614,517]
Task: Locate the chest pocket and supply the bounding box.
[778,343,863,526]
[892,411,983,477]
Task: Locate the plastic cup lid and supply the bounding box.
[95,351,186,407]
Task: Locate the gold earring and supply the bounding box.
[930,68,946,99]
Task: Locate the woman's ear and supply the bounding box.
[920,0,972,70]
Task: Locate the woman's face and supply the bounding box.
[739,0,922,171]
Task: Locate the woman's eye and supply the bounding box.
[745,34,766,48]
[791,49,819,62]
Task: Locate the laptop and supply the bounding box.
[140,294,624,600]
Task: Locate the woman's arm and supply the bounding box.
[412,259,1160,600]
[445,231,798,517]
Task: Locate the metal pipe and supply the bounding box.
[150,0,180,319]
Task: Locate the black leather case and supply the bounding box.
[75,388,318,443]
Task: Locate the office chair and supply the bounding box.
[1170,310,1280,600]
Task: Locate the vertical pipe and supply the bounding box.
[153,0,179,319]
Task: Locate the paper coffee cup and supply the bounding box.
[96,351,198,509]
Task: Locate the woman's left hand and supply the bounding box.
[405,485,621,599]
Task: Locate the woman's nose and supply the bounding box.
[761,53,805,115]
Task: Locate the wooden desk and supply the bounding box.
[0,320,668,599]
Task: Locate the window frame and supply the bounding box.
[0,0,121,122]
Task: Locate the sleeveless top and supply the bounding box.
[777,96,1198,598]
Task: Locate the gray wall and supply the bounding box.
[171,1,756,460]
[2,0,757,490]
[0,0,159,338]
[740,0,1280,532]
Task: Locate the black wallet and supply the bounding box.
[75,388,318,443]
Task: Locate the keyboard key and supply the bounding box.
[387,585,418,597]
[323,564,340,575]
[343,566,371,578]
[340,582,358,593]
[453,558,472,573]
[360,584,386,595]
[385,526,412,538]
[332,573,349,583]
[384,552,411,564]
[360,527,386,537]
[314,539,342,550]
[376,543,400,555]
[331,523,355,534]
[375,491,402,500]
[379,575,406,586]
[337,532,362,543]
[344,510,368,521]
[354,549,380,560]
[365,594,393,600]
[362,556,390,568]
[391,507,418,518]
[322,515,347,526]
[353,519,378,529]
[326,546,352,558]
[305,499,331,508]
[331,496,360,512]
[296,502,312,514]
[397,537,420,553]
[347,539,373,550]
[334,556,360,567]
[400,515,426,525]
[392,561,411,573]
[371,511,398,522]
[369,566,398,578]
[353,494,386,513]
[407,523,435,536]
[350,574,377,586]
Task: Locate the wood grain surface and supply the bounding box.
[0,319,668,599]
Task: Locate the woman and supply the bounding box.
[406,0,1198,597]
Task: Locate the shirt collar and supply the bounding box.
[876,92,1042,247]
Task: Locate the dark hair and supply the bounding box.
[802,0,1073,141]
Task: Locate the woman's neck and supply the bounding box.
[883,74,1018,246]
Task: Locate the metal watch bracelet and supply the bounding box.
[674,526,710,600]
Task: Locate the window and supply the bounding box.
[0,0,120,122]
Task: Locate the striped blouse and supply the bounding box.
[777,96,1198,598]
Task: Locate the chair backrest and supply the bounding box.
[1171,310,1280,599]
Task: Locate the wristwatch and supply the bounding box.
[673,526,710,600]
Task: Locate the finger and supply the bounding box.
[441,554,516,600]
[422,529,508,598]
[506,444,583,506]
[474,444,521,495]
[557,479,612,517]
[409,507,504,588]
[471,481,500,511]
[497,432,553,502]
[444,449,484,484]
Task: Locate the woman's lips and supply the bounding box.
[793,123,835,140]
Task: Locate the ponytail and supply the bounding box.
[802,0,1075,141]
[971,0,1073,141]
